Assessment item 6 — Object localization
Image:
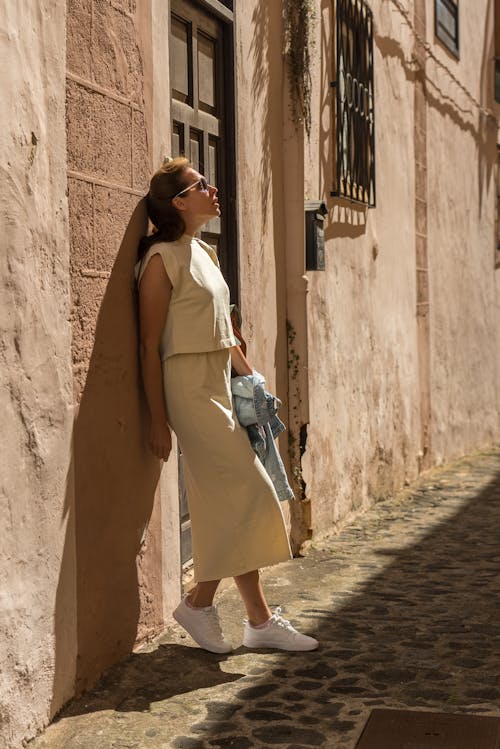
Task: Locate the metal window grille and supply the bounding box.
[435,0,459,59]
[332,0,376,207]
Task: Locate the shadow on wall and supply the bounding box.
[250,1,274,230]
[321,2,496,240]
[249,4,297,535]
[51,199,162,713]
[325,201,368,241]
[375,12,497,212]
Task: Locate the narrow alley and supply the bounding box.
[29,446,500,749]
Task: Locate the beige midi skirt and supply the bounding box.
[163,348,292,582]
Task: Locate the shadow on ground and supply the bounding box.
[41,449,500,749]
[59,645,243,716]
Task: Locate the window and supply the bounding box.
[332,0,376,207]
[435,0,459,59]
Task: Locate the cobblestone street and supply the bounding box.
[30,447,500,749]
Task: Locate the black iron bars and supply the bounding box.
[331,0,376,207]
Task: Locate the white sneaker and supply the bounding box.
[172,598,232,654]
[243,606,319,651]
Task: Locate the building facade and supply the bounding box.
[1,1,499,746]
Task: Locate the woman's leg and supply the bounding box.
[189,571,270,623]
[234,569,271,626]
[187,579,220,608]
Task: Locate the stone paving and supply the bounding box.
[30,447,500,749]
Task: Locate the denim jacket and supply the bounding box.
[231,371,294,501]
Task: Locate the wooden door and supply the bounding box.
[170,0,237,569]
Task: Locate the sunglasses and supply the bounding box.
[173,176,209,199]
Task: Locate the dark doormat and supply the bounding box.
[355,708,500,749]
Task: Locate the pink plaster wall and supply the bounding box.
[424,0,500,461]
[301,0,500,535]
[0,3,74,747]
[234,1,295,534]
[234,1,287,388]
[302,1,419,533]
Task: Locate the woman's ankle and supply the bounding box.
[247,608,272,627]
[248,616,270,628]
[186,593,214,609]
[186,580,220,609]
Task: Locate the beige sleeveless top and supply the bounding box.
[135,235,237,361]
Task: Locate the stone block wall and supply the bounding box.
[65,0,164,694]
[66,2,149,399]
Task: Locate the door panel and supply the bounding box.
[189,127,203,171]
[171,16,192,104]
[197,32,217,114]
[172,120,185,156]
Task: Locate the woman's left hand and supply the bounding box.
[149,420,172,461]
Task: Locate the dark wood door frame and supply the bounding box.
[197,0,233,23]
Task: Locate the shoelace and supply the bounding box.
[270,607,298,634]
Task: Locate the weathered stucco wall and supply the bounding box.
[234,2,294,533]
[0,3,74,747]
[424,0,500,461]
[300,0,500,536]
[234,2,287,391]
[302,1,420,534]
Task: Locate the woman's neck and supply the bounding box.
[183,218,204,236]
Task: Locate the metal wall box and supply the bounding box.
[305,201,328,271]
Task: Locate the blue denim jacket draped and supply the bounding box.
[231,372,294,501]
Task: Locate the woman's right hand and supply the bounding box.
[149,420,172,461]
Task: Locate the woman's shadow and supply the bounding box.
[52,199,169,712]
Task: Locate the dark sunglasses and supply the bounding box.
[173,176,209,199]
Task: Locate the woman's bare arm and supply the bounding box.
[230,344,253,376]
[138,253,172,460]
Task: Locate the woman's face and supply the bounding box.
[173,167,220,224]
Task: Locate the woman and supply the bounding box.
[136,157,318,653]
